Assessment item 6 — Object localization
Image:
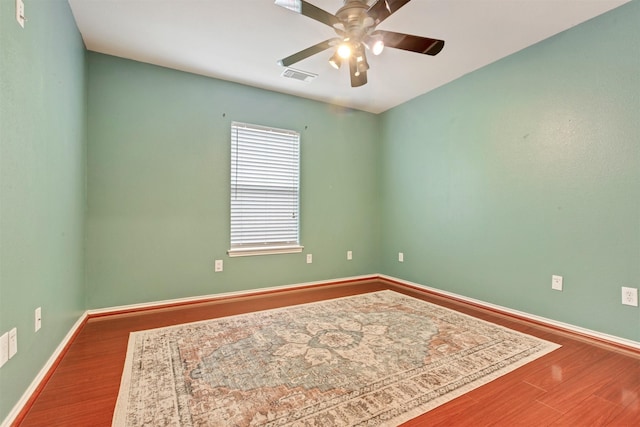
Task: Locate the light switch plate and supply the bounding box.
[347,250,352,260]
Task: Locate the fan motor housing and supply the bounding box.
[336,0,371,38]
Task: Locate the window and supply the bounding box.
[228,121,302,257]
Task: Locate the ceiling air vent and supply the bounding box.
[281,67,317,83]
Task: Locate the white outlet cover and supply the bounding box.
[347,250,352,260]
[621,287,638,307]
[16,0,25,28]
[35,307,42,332]
[8,328,17,359]
[398,252,404,262]
[552,275,563,291]
[306,254,312,264]
[0,332,8,368]
[214,259,223,272]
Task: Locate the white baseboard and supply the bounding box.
[1,311,88,427]
[87,273,640,351]
[380,274,640,351]
[87,274,378,316]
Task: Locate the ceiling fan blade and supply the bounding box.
[349,56,368,87]
[278,39,335,67]
[377,30,445,56]
[275,0,340,27]
[367,0,412,25]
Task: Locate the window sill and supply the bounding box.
[227,245,304,257]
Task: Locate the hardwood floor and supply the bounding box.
[15,279,640,426]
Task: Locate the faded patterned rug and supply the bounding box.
[112,290,560,426]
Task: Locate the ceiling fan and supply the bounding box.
[276,0,445,87]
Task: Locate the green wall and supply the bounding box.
[85,53,381,308]
[380,1,640,341]
[1,1,638,424]
[0,0,86,421]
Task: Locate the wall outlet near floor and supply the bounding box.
[347,250,352,260]
[306,254,313,264]
[621,287,638,307]
[0,332,8,368]
[16,0,25,28]
[551,275,563,291]
[35,307,42,332]
[398,252,404,262]
[9,328,17,359]
[214,259,223,272]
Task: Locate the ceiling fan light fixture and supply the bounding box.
[328,52,342,69]
[337,43,351,59]
[356,55,369,73]
[365,33,385,55]
[277,0,446,88]
[371,39,384,55]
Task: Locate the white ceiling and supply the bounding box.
[68,0,630,114]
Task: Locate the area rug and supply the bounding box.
[112,290,560,426]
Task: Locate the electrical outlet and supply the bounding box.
[306,254,312,264]
[35,307,42,332]
[0,332,8,368]
[9,328,17,359]
[347,250,352,260]
[214,259,223,272]
[621,287,638,307]
[398,252,404,262]
[552,275,563,291]
[16,0,25,28]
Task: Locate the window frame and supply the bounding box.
[227,121,303,257]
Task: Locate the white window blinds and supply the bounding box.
[229,122,302,256]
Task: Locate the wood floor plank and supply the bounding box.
[434,381,547,426]
[522,342,610,391]
[594,364,640,407]
[537,352,639,415]
[496,400,564,426]
[606,398,639,426]
[550,395,625,426]
[14,279,640,426]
